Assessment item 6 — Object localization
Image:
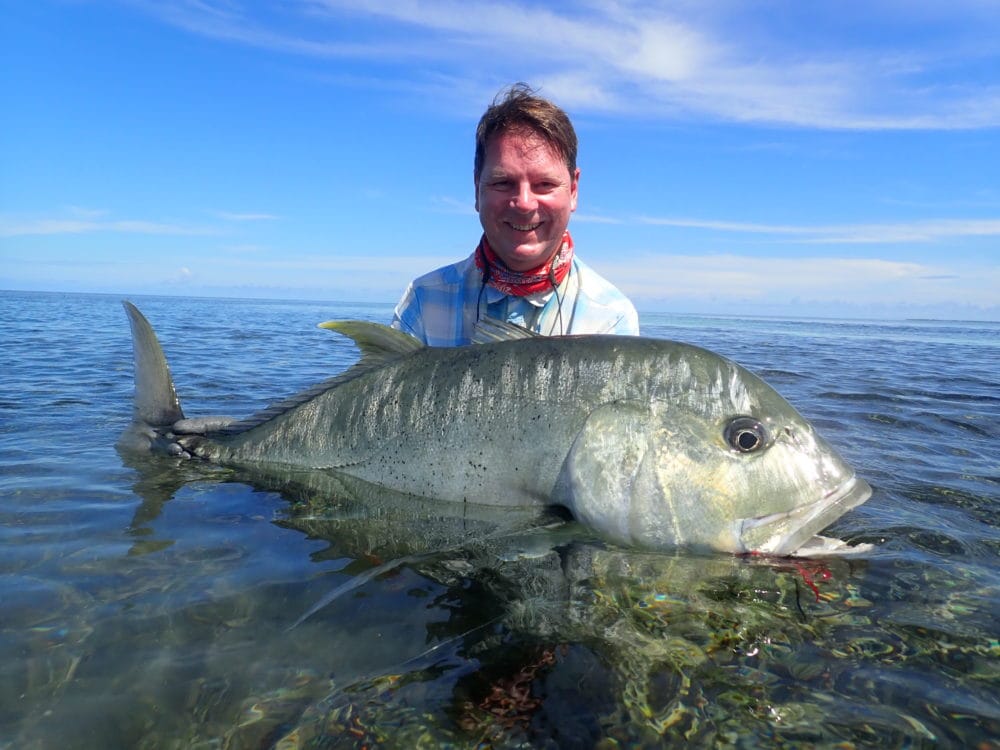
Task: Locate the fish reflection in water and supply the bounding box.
[99,454,986,749]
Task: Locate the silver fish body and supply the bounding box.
[121,302,870,555]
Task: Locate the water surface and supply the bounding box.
[1,291,997,748]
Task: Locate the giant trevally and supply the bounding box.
[118,301,871,556]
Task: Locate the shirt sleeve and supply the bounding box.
[390,283,427,343]
[614,303,641,336]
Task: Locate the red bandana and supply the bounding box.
[474,232,574,297]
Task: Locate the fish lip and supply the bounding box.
[741,474,873,556]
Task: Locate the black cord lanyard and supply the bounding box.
[476,261,571,336]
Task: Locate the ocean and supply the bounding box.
[1,290,997,748]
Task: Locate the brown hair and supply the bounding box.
[474,83,578,182]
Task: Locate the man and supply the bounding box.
[391,83,639,346]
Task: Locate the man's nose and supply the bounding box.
[511,182,538,210]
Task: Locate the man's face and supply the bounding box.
[475,128,579,272]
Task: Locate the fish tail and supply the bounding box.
[118,301,185,451]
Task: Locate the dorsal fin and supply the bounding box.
[319,320,424,364]
[214,321,423,437]
[472,317,541,345]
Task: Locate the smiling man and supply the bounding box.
[391,83,639,346]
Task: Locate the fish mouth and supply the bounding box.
[739,474,873,556]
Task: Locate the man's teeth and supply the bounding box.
[510,222,540,231]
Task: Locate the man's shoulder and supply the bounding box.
[572,256,634,308]
[394,253,479,346]
[408,255,477,291]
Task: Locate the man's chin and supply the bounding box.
[492,243,558,272]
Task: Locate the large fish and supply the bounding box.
[119,301,871,556]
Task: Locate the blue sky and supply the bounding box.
[2,1,999,320]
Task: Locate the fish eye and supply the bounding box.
[725,417,770,454]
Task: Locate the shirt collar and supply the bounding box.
[483,284,553,307]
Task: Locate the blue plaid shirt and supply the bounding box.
[391,254,639,346]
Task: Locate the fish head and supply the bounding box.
[556,347,871,555]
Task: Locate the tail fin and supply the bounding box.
[122,301,184,428]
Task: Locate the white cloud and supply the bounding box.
[0,216,220,237]
[0,209,282,237]
[429,196,475,215]
[636,216,1000,244]
[130,0,1000,129]
[209,252,456,276]
[598,253,1000,310]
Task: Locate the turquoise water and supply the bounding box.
[1,290,997,748]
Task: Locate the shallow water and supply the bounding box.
[1,290,997,748]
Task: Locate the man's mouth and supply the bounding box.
[508,221,541,232]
